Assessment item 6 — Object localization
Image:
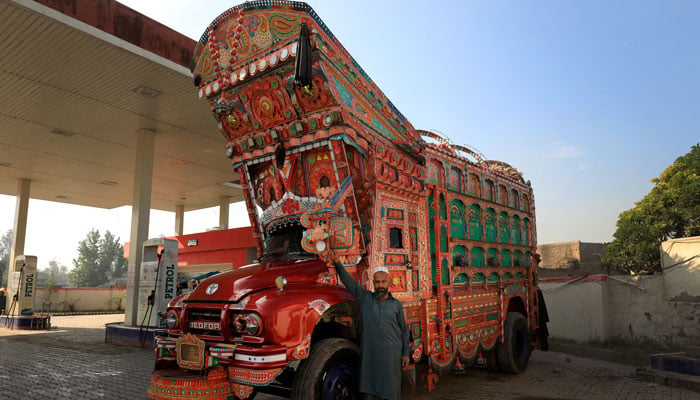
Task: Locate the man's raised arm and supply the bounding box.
[331,253,364,300]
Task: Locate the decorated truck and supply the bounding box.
[148,2,545,399]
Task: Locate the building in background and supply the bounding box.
[537,240,608,277]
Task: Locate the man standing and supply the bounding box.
[332,255,410,400]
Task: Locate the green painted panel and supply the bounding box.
[514,250,523,267]
[441,258,450,285]
[468,204,482,241]
[499,211,510,244]
[486,312,499,321]
[470,247,484,267]
[440,226,448,252]
[485,208,497,242]
[453,273,468,284]
[487,248,498,266]
[501,249,512,267]
[429,193,436,285]
[512,215,521,245]
[523,219,530,246]
[450,200,466,239]
[488,272,499,283]
[453,245,467,267]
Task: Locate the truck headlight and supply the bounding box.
[244,313,262,336]
[165,309,180,329]
[232,313,263,336]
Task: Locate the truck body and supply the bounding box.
[148,2,543,399]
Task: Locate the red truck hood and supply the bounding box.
[185,256,328,303]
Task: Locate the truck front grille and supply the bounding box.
[186,308,224,339]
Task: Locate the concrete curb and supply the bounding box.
[548,341,650,366]
[637,366,700,393]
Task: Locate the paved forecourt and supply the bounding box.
[0,315,696,400]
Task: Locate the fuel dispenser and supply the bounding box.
[6,255,37,316]
[137,238,178,328]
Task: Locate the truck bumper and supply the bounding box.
[151,336,288,399]
[148,367,235,400]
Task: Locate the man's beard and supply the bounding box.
[374,288,388,299]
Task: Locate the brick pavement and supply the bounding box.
[0,315,697,399]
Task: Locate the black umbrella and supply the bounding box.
[293,23,313,89]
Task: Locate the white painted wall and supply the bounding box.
[661,236,700,301]
[540,279,609,342]
[539,274,700,348]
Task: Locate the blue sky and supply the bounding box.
[1,0,699,269]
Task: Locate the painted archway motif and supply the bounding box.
[501,249,512,267]
[453,245,467,267]
[523,218,530,246]
[485,179,494,201]
[468,173,480,196]
[499,211,510,244]
[514,250,523,267]
[487,248,499,267]
[450,200,466,239]
[525,251,532,267]
[498,184,508,205]
[448,167,462,192]
[470,247,484,268]
[454,273,468,284]
[511,188,519,209]
[468,204,482,241]
[512,215,521,245]
[484,208,497,242]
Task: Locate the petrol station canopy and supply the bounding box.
[0,0,244,212]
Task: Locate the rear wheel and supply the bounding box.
[496,312,531,374]
[291,338,359,400]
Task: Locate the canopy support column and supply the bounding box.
[175,204,184,236]
[219,196,230,230]
[8,178,31,280]
[125,130,155,327]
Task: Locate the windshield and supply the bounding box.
[260,223,315,260]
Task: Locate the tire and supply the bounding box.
[496,312,531,374]
[290,338,360,400]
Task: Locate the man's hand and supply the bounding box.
[402,356,410,368]
[328,248,340,264]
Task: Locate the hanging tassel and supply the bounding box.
[294,23,313,89]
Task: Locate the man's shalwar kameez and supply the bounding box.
[334,262,410,400]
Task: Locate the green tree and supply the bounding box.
[69,229,127,287]
[604,144,700,273]
[0,229,12,287]
[38,260,70,288]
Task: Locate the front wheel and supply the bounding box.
[496,312,531,374]
[291,338,360,400]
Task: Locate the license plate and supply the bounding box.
[188,321,221,330]
[176,333,205,370]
